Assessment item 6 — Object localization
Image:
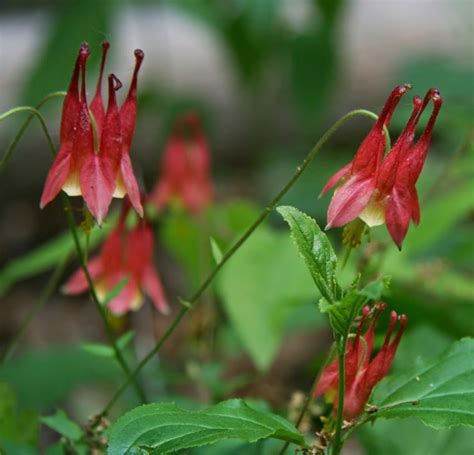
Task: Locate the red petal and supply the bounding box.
[315,357,339,396]
[119,153,143,217]
[320,162,352,198]
[89,41,110,143]
[108,278,140,315]
[59,43,89,144]
[119,49,144,151]
[351,85,410,177]
[151,180,172,210]
[80,154,116,224]
[406,91,443,186]
[142,264,169,314]
[100,75,123,167]
[40,145,73,208]
[326,175,375,228]
[385,185,412,249]
[63,257,103,294]
[410,187,420,225]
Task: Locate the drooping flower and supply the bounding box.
[63,201,168,315]
[40,42,145,224]
[315,303,407,420]
[321,85,442,248]
[151,112,213,214]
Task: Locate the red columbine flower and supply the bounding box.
[315,303,407,420]
[321,85,442,248]
[151,112,213,214]
[63,202,168,315]
[40,42,145,224]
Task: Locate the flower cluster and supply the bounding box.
[315,303,407,419]
[321,85,442,248]
[64,201,168,315]
[151,112,213,214]
[40,42,144,224]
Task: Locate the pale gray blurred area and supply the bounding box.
[0,0,472,112]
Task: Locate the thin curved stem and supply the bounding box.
[0,92,66,172]
[331,336,348,455]
[97,108,385,417]
[0,254,70,364]
[62,194,147,404]
[279,343,336,455]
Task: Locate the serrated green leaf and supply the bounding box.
[106,399,307,454]
[277,205,341,302]
[40,409,82,441]
[372,338,474,428]
[358,417,474,455]
[319,277,389,337]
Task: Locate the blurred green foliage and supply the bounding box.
[0,0,473,453]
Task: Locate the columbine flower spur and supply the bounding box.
[151,112,213,214]
[321,85,442,248]
[64,200,169,315]
[315,303,407,419]
[41,42,145,224]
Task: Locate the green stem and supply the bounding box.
[340,245,353,270]
[61,194,147,404]
[0,91,66,172]
[97,108,386,417]
[0,255,69,364]
[279,343,337,455]
[331,336,348,455]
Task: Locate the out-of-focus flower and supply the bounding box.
[40,42,144,224]
[151,112,213,214]
[321,85,442,248]
[315,303,407,420]
[64,202,168,315]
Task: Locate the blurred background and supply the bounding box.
[0,1,473,454]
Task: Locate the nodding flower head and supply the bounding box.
[40,42,145,224]
[321,85,442,249]
[63,198,169,315]
[315,303,407,420]
[151,112,214,214]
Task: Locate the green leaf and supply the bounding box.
[289,26,338,125]
[0,220,113,297]
[320,276,389,337]
[106,399,307,454]
[210,237,223,265]
[0,345,122,410]
[0,382,38,450]
[161,200,260,288]
[277,205,341,302]
[81,331,135,358]
[40,409,82,441]
[402,181,474,254]
[372,338,474,428]
[22,0,112,105]
[358,417,474,455]
[216,226,321,370]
